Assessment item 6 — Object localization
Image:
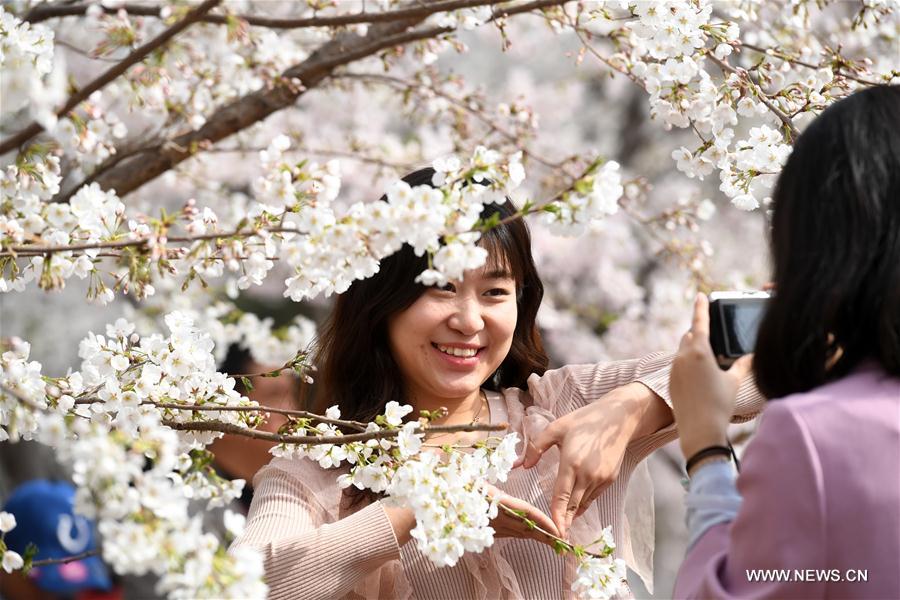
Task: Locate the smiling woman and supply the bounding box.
[229,169,765,599]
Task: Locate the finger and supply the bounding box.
[728,353,753,382]
[519,425,560,469]
[519,502,560,540]
[549,462,576,535]
[691,292,710,338]
[562,479,589,537]
[574,484,598,518]
[498,495,559,540]
[761,281,775,292]
[677,329,694,352]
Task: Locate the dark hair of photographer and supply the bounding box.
[312,167,549,423]
[753,85,900,399]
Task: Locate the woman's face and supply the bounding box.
[387,264,518,407]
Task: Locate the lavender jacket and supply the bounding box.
[675,362,900,599]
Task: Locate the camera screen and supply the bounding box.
[722,302,766,355]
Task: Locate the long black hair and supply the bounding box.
[313,168,548,421]
[753,85,900,399]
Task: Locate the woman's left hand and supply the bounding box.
[517,381,670,538]
[670,293,753,460]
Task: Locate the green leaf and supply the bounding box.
[240,376,254,392]
[552,539,569,556]
[22,543,39,572]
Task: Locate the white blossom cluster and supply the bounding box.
[625,1,765,209]
[0,8,65,130]
[719,125,793,210]
[75,312,263,445]
[280,144,525,297]
[269,402,517,566]
[574,555,628,600]
[52,95,129,178]
[2,132,629,304]
[591,0,899,211]
[386,433,520,567]
[0,176,123,297]
[0,145,62,263]
[123,289,315,370]
[0,337,47,441]
[0,313,270,597]
[427,6,494,31]
[0,512,24,574]
[541,160,624,236]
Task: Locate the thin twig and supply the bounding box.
[207,144,417,171]
[0,384,46,412]
[496,503,607,559]
[706,52,800,140]
[150,402,369,432]
[333,72,564,171]
[565,20,647,91]
[739,42,886,86]
[0,0,222,156]
[31,549,101,567]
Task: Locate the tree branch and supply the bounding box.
[164,419,506,444]
[706,52,800,140]
[31,549,101,568]
[0,0,222,156]
[150,402,370,432]
[333,72,565,170]
[739,42,886,86]
[59,0,569,200]
[0,226,302,257]
[26,0,506,29]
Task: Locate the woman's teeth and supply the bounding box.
[436,344,478,358]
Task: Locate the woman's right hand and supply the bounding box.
[384,487,559,548]
[486,484,561,546]
[670,293,753,459]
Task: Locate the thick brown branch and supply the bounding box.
[0,0,221,156]
[87,19,433,197]
[26,0,503,28]
[66,0,570,199]
[164,419,506,444]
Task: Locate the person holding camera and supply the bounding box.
[669,85,900,599]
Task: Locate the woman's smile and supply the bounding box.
[430,342,485,369]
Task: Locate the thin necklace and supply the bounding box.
[426,390,488,442]
[471,389,487,423]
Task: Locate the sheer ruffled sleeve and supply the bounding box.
[522,352,674,418]
[229,458,405,600]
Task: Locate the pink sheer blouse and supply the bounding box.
[230,352,763,599]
